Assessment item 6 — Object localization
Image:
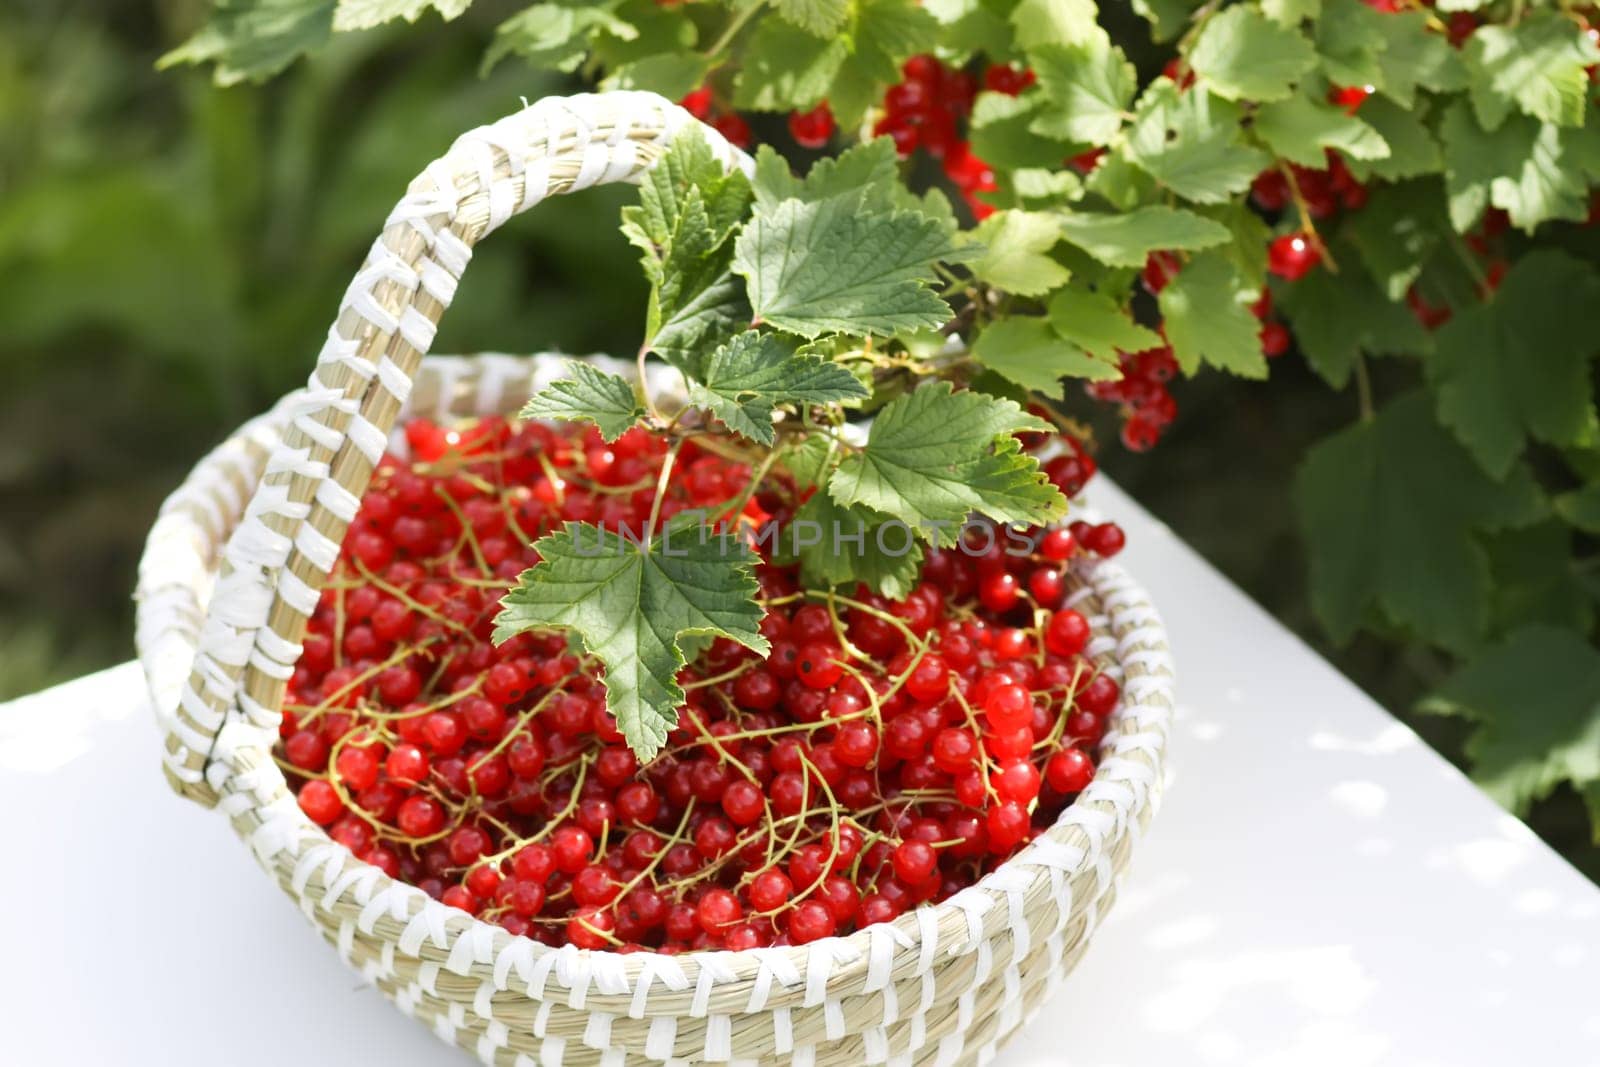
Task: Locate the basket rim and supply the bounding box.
[135,352,1174,1021]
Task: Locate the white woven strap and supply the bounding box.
[158,91,753,805]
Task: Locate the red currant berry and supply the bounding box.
[550,826,595,874]
[788,103,835,149]
[931,727,978,774]
[1261,320,1291,358]
[983,64,1035,96]
[905,654,950,703]
[1045,609,1090,657]
[980,571,1021,614]
[892,841,938,884]
[696,888,743,934]
[285,729,329,771]
[834,722,879,767]
[1028,566,1066,607]
[712,113,752,149]
[508,879,546,917]
[1041,527,1077,561]
[298,779,343,825]
[1076,673,1119,718]
[1084,522,1126,557]
[993,760,1042,804]
[680,87,713,119]
[983,683,1033,732]
[721,779,766,826]
[797,643,844,689]
[441,885,479,914]
[397,795,445,838]
[747,868,794,913]
[573,865,619,907]
[1328,84,1374,114]
[1267,234,1321,281]
[567,907,615,949]
[1046,748,1096,793]
[335,745,380,792]
[387,746,433,792]
[787,900,837,944]
[513,844,554,884]
[985,801,1030,852]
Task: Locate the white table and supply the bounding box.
[4,480,1597,1066]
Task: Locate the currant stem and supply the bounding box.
[1276,160,1339,274]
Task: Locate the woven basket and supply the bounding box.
[134,92,1175,1066]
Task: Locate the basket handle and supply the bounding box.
[162,91,753,806]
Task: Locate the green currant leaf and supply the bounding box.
[1009,0,1108,52]
[680,331,868,444]
[1083,150,1161,210]
[925,0,1012,58]
[967,210,1071,296]
[1312,0,1388,88]
[1484,523,1595,636]
[1047,287,1163,362]
[626,125,751,254]
[591,0,697,67]
[1125,80,1272,203]
[494,519,769,761]
[158,0,335,84]
[484,1,634,73]
[1373,9,1466,107]
[1193,201,1272,290]
[828,381,1064,540]
[751,138,949,226]
[1274,258,1429,389]
[1262,0,1320,25]
[603,53,712,100]
[1130,0,1206,42]
[733,16,847,110]
[971,316,1119,395]
[780,432,838,490]
[1342,179,1455,300]
[732,190,967,338]
[1439,101,1600,233]
[1347,96,1442,182]
[1056,206,1230,268]
[1295,390,1546,651]
[621,126,753,354]
[1557,482,1600,534]
[331,0,468,31]
[827,0,940,128]
[783,491,925,599]
[969,91,1079,170]
[651,272,750,368]
[1429,251,1600,479]
[1158,252,1266,379]
[1464,11,1599,131]
[1029,41,1137,145]
[1190,5,1317,103]
[775,0,850,37]
[1254,92,1390,168]
[518,362,645,441]
[1002,167,1085,210]
[1418,625,1600,815]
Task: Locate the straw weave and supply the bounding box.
[134,92,1175,1065]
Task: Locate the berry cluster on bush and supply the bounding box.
[668,3,1596,459]
[283,414,1127,951]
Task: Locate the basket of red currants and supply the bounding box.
[136,93,1173,1066]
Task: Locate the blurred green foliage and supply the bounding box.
[0,0,648,699]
